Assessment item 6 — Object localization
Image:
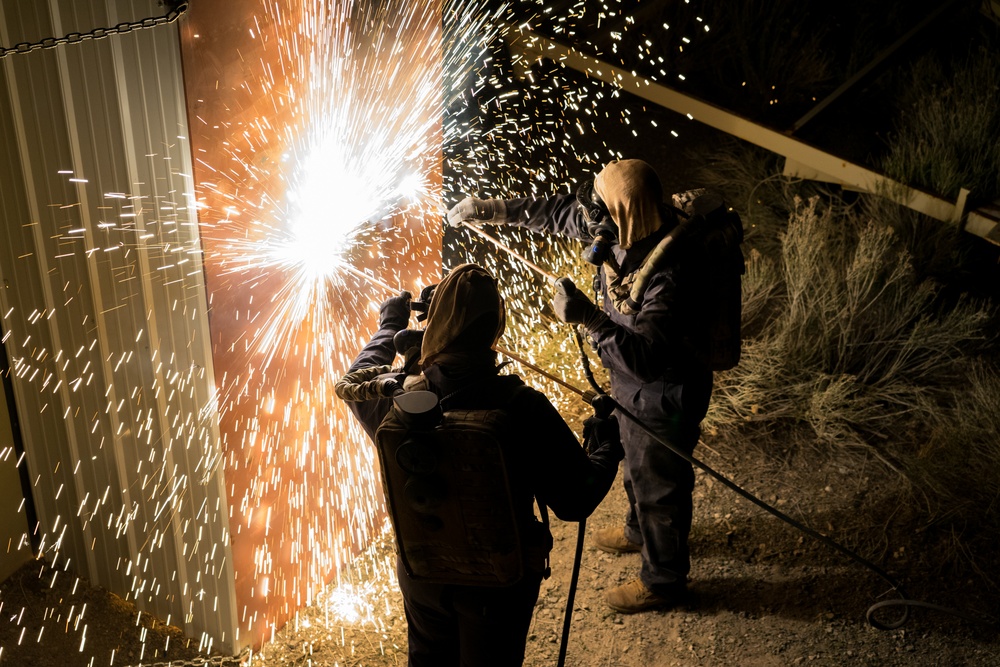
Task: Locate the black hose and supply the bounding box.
[557,345,621,666]
[562,328,999,632]
[572,331,596,392]
[612,394,910,629]
[557,518,587,667]
[573,328,910,630]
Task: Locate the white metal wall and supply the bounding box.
[0,372,31,583]
[0,0,237,653]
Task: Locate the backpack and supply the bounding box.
[600,190,744,372]
[670,189,746,371]
[671,190,746,371]
[374,378,550,586]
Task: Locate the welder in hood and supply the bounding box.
[341,263,624,666]
[447,160,715,615]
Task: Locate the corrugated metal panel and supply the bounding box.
[0,368,32,583]
[0,0,237,653]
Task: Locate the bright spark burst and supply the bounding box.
[188,0,448,646]
[324,582,377,625]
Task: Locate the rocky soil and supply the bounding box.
[523,443,1000,667]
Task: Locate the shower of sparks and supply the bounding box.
[0,0,718,662]
[186,0,455,644]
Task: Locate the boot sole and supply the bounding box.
[607,593,686,614]
[593,543,642,555]
[607,600,670,613]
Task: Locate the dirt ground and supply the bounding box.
[523,442,1000,667]
[3,431,998,667]
[2,4,997,667]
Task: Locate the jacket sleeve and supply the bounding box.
[503,193,589,241]
[514,388,622,522]
[344,323,403,441]
[589,267,687,383]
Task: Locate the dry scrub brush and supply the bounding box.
[882,41,1000,203]
[706,187,999,578]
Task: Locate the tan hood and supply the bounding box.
[593,159,664,249]
[419,263,506,367]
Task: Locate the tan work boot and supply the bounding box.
[606,579,684,614]
[592,526,641,554]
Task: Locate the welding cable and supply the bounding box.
[498,343,996,631]
[571,327,604,397]
[566,332,999,630]
[558,393,615,667]
[439,228,993,628]
[558,501,587,667]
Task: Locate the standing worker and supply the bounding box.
[447,159,730,614]
[337,263,624,666]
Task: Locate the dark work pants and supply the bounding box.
[396,559,542,667]
[619,371,712,595]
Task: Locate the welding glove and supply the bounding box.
[447,197,508,228]
[553,277,608,332]
[582,414,623,459]
[378,290,412,330]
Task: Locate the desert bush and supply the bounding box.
[705,188,998,564]
[882,44,1000,203]
[698,141,851,261]
[713,195,993,419]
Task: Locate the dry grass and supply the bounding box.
[882,42,1000,202]
[700,173,999,580]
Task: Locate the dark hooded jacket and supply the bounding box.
[346,265,622,535]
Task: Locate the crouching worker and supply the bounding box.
[337,263,623,667]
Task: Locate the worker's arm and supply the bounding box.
[340,292,411,440]
[514,387,623,522]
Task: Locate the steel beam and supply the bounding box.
[966,201,1000,245]
[508,30,968,224]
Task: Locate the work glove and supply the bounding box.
[553,277,608,331]
[378,290,412,330]
[447,197,508,228]
[582,414,623,458]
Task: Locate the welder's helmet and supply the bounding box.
[593,159,665,249]
[419,263,506,367]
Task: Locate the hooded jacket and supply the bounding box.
[345,265,622,528]
[501,165,712,414]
